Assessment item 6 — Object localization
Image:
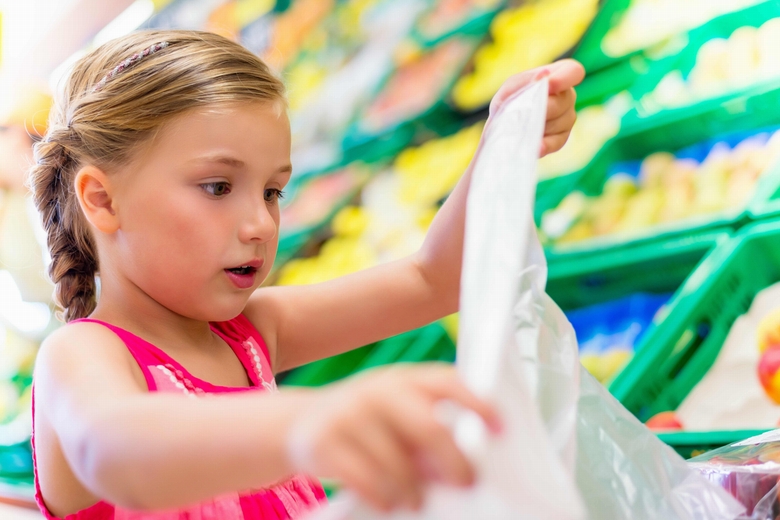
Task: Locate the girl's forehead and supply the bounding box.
[138,102,291,169]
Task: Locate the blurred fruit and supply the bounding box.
[646,411,684,431]
[642,17,780,112]
[452,0,598,110]
[758,346,780,404]
[757,310,780,354]
[602,0,762,58]
[581,354,604,381]
[262,0,335,70]
[360,37,476,134]
[541,131,780,246]
[280,167,368,233]
[600,349,632,382]
[417,0,502,41]
[395,122,483,207]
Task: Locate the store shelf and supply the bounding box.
[610,220,780,420]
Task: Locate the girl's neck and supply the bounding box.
[88,271,217,353]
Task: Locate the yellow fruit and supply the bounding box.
[452,0,599,110]
[580,354,604,382]
[600,350,632,382]
[331,206,370,237]
[757,309,780,353]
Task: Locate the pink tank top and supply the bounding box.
[31,314,327,519]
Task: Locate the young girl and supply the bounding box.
[29,30,582,519]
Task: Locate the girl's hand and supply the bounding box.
[286,364,502,512]
[489,59,586,157]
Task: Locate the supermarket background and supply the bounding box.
[3,0,780,513]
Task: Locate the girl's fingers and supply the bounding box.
[410,366,503,434]
[546,88,577,121]
[384,392,476,488]
[489,59,583,119]
[547,59,586,94]
[489,69,537,116]
[350,417,423,510]
[330,445,399,512]
[545,108,577,137]
[542,130,573,156]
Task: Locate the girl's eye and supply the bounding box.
[264,188,285,203]
[201,182,231,197]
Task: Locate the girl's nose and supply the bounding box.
[238,202,277,244]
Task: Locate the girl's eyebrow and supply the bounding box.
[187,154,246,168]
[187,155,293,174]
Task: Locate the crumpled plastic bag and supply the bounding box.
[303,79,745,520]
[687,430,780,519]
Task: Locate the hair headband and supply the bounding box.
[92,41,170,93]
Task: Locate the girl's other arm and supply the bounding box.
[249,60,585,373]
[35,322,306,510]
[35,323,498,512]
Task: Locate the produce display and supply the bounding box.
[640,19,780,114]
[414,0,503,43]
[566,293,669,383]
[666,282,780,431]
[285,0,427,174]
[260,0,335,70]
[277,122,482,286]
[356,36,478,135]
[279,166,369,236]
[540,130,780,246]
[451,0,599,110]
[600,0,764,59]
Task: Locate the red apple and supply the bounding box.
[758,346,780,404]
[646,411,684,431]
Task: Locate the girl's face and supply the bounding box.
[109,102,291,321]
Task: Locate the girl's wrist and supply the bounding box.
[272,388,320,477]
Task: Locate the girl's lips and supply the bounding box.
[225,269,257,289]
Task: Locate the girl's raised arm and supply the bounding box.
[247,60,585,374]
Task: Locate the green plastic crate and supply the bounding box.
[571,0,633,74]
[280,322,454,387]
[547,231,729,311]
[622,1,780,131]
[536,121,780,259]
[749,183,780,222]
[574,54,649,110]
[608,220,780,457]
[657,429,771,459]
[546,231,728,396]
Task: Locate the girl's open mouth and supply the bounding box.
[225,265,258,289]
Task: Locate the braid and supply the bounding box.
[29,126,98,322]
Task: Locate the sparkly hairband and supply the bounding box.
[91,41,170,93]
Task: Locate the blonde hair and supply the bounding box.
[29,30,286,322]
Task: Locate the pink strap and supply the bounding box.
[71,318,161,391]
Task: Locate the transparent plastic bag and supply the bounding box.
[303,79,745,520]
[689,430,780,519]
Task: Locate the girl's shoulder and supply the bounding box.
[35,321,148,400]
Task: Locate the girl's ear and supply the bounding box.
[74,166,119,234]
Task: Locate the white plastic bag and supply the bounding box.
[303,79,745,520]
